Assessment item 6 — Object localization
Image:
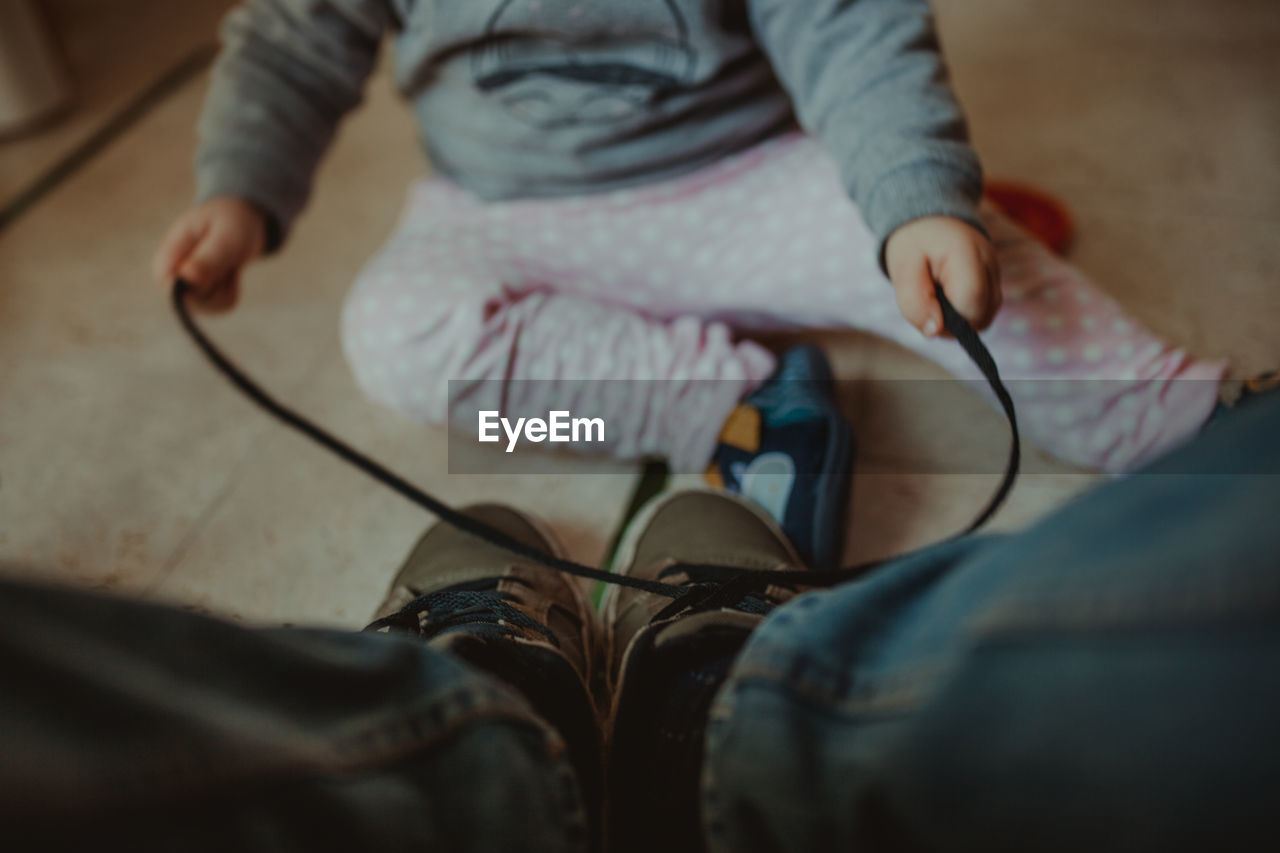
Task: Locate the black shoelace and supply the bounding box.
[366,576,558,644]
[173,278,1019,614]
[654,563,798,620]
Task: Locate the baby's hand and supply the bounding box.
[152,197,267,313]
[884,216,1001,337]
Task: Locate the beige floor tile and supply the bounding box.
[1067,208,1280,373]
[844,468,1097,566]
[937,0,1280,219]
[1,79,268,594]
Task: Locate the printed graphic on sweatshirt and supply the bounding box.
[470,0,697,128]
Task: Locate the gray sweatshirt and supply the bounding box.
[196,0,983,255]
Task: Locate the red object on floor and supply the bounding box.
[983,180,1076,255]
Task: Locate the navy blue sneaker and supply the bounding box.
[704,345,854,568]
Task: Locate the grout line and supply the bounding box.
[0,43,217,233]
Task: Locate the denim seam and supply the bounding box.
[724,651,948,718]
[701,713,730,850]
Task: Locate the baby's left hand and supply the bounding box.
[884,216,1001,337]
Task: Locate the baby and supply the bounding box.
[154,0,1229,566]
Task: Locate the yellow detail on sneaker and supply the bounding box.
[1244,371,1279,394]
[718,404,762,453]
[704,464,725,489]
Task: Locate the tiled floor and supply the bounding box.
[1,0,1276,627]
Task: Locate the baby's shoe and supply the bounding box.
[704,344,854,568]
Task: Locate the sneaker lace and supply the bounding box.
[365,577,557,645]
[652,564,798,621]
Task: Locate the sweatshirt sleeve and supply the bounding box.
[747,0,984,263]
[195,0,391,250]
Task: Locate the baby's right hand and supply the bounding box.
[152,197,268,313]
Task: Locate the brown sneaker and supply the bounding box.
[599,489,805,852]
[369,503,596,686]
[368,503,603,842]
[601,489,805,691]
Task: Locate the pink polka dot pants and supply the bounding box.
[341,133,1226,474]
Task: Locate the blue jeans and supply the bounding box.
[3,396,1278,850]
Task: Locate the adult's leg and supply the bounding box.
[704,394,1280,852]
[0,574,589,851]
